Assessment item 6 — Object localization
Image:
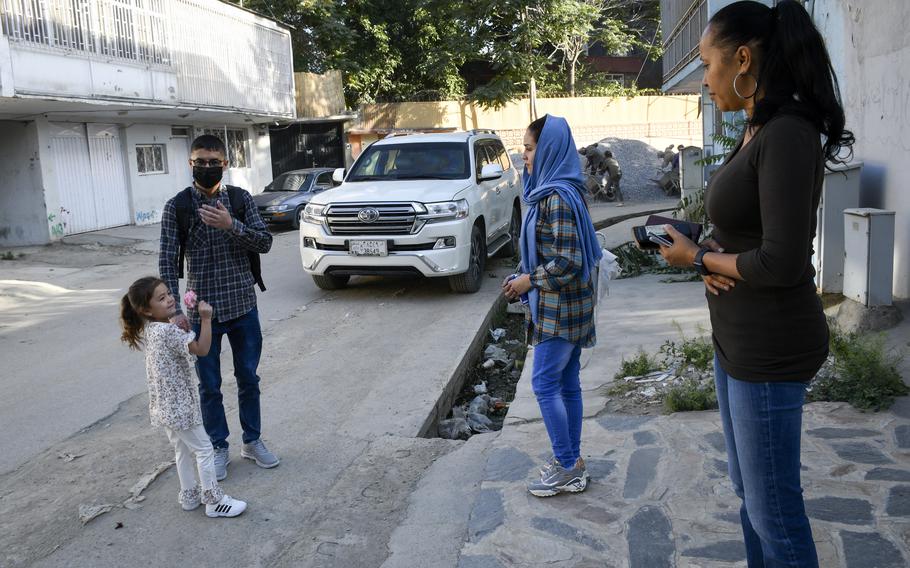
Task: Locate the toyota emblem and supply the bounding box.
[358,208,380,223]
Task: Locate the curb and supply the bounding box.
[592,205,676,231]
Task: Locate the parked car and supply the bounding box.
[298,130,522,292]
[253,168,336,228]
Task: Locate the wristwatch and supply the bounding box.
[693,247,710,276]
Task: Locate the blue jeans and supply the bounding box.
[714,355,818,568]
[193,307,262,449]
[532,337,583,469]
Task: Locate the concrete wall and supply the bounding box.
[814,0,910,299]
[360,95,703,152]
[0,120,274,245]
[124,124,273,226]
[122,123,190,226]
[0,121,48,245]
[296,71,346,119]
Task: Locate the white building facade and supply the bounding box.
[0,0,295,245]
[660,0,909,300]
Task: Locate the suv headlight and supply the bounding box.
[418,200,469,222]
[302,203,326,224]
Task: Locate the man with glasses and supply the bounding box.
[159,134,278,481]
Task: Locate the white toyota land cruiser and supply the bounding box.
[299,130,522,293]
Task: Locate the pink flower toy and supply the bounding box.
[183,290,198,309]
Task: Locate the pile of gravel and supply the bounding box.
[509,137,675,203]
[595,137,673,203]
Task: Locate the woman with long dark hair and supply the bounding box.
[503,114,603,497]
[658,1,853,565]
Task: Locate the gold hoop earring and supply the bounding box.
[733,72,757,99]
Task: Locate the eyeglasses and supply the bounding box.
[191,159,224,167]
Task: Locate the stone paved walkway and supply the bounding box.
[458,400,910,567]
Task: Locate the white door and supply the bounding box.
[49,123,131,235]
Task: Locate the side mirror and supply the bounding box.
[332,168,345,184]
[478,163,504,181]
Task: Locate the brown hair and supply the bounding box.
[120,276,164,350]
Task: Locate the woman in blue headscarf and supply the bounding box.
[503,115,603,497]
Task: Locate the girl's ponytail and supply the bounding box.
[120,276,163,350]
[710,0,855,164]
[120,293,145,350]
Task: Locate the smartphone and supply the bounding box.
[633,222,696,250]
[649,233,673,247]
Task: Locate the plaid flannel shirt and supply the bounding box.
[527,193,596,348]
[159,184,272,325]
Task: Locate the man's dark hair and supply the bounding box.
[191,134,227,156]
[604,150,613,158]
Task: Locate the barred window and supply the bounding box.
[201,128,249,168]
[136,144,167,174]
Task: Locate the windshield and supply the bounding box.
[265,172,311,192]
[348,142,470,181]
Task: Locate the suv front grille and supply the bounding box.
[325,203,418,236]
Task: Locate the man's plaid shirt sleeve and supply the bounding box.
[158,198,183,314]
[227,191,272,254]
[529,194,583,291]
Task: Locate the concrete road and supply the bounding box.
[1,224,513,567]
[0,226,325,474]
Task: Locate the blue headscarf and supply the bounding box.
[519,115,603,324]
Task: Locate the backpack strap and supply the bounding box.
[225,185,267,292]
[173,187,194,279]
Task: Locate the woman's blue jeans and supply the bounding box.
[532,337,583,469]
[714,355,819,567]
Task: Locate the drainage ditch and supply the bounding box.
[432,301,528,440]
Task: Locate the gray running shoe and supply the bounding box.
[540,456,585,477]
[214,447,230,481]
[528,460,588,497]
[241,439,280,468]
[539,456,558,476]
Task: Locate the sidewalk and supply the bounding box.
[386,206,910,568]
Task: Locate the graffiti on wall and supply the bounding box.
[135,210,159,224]
[47,207,71,238]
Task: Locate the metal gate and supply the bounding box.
[49,123,131,235]
[269,122,344,177]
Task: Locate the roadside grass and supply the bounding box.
[663,378,718,413]
[613,322,907,414]
[607,350,660,397]
[808,325,908,411]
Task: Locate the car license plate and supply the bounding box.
[349,240,388,256]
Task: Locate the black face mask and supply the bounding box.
[193,166,223,189]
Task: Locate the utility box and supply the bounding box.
[814,162,862,293]
[843,208,895,307]
[678,145,703,203]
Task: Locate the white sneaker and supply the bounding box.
[205,495,247,518]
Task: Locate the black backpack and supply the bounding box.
[173,185,266,292]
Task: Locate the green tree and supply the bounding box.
[233,0,474,106]
[467,0,660,110]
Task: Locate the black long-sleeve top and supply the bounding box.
[705,114,829,382]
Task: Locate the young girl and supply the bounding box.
[120,276,247,518]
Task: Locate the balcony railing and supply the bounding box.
[661,0,707,85]
[0,0,171,66]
